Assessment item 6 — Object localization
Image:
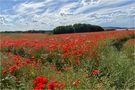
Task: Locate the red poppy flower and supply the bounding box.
[3,70,7,74]
[34,83,44,90]
[26,59,30,64]
[92,69,100,76]
[48,80,58,90]
[58,82,66,89]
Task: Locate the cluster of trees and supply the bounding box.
[53,23,104,34]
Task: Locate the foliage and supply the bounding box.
[53,23,104,34]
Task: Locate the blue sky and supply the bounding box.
[0,0,135,31]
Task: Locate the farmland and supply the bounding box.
[0,30,135,90]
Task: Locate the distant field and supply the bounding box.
[0,30,135,90]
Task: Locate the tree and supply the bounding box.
[53,23,104,34]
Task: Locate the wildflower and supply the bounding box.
[64,67,72,71]
[33,63,38,68]
[21,61,25,65]
[91,51,97,57]
[35,83,44,90]
[63,45,70,51]
[14,57,19,61]
[3,58,7,61]
[48,82,55,90]
[92,69,100,76]
[9,65,17,73]
[77,54,82,57]
[57,70,61,74]
[30,50,34,54]
[58,82,66,89]
[33,76,48,85]
[38,59,42,63]
[72,79,80,87]
[48,80,58,90]
[34,76,48,90]
[26,59,30,64]
[3,70,7,74]
[6,63,11,67]
[42,78,48,84]
[63,52,69,58]
[32,56,35,59]
[16,61,19,66]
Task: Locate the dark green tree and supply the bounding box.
[53,23,104,34]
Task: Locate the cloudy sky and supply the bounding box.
[0,0,135,31]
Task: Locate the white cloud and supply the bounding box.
[14,1,45,14]
[1,0,135,31]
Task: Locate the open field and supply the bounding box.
[0,30,135,90]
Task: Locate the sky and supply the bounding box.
[0,0,135,31]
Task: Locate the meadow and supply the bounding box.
[0,30,135,90]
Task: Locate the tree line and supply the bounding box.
[0,30,53,34]
[53,23,104,34]
[1,23,104,34]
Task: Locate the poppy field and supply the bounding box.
[0,30,135,90]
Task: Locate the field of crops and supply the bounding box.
[0,30,135,90]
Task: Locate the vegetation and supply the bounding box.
[0,30,135,90]
[53,23,104,34]
[0,30,53,34]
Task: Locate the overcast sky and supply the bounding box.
[0,0,135,31]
